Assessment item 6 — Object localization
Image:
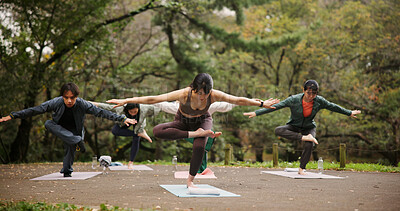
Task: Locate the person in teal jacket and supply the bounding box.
[244,80,361,175]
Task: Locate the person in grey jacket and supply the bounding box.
[90,101,160,169]
[244,80,361,175]
[0,82,136,177]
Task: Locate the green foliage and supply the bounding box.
[1,0,398,165]
[184,14,305,55]
[0,201,91,211]
[209,160,400,173]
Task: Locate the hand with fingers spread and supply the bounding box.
[262,98,280,109]
[350,110,361,118]
[123,118,137,126]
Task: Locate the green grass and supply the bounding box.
[0,201,91,211]
[0,201,157,211]
[136,160,400,173]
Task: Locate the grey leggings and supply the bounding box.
[275,124,316,169]
[153,111,213,176]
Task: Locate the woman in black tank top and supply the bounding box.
[107,73,280,188]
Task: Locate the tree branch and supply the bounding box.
[46,0,162,67]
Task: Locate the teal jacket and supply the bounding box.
[255,93,352,129]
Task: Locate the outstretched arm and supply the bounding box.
[211,90,280,109]
[243,96,292,118]
[107,88,186,108]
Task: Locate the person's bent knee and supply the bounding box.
[111,126,118,136]
[152,125,163,138]
[44,120,56,130]
[275,126,285,136]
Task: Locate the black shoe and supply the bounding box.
[64,173,72,177]
[76,141,86,153]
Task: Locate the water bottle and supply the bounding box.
[318,157,323,174]
[91,155,97,169]
[172,155,178,172]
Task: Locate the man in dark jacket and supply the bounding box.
[0,82,136,177]
[244,80,361,175]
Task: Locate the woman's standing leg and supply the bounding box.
[187,115,213,187]
[111,124,140,168]
[299,128,316,170]
[130,135,141,162]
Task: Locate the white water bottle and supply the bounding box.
[91,155,97,169]
[318,157,323,174]
[172,155,178,172]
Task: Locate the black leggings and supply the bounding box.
[112,124,140,162]
[153,111,213,176]
[275,124,316,169]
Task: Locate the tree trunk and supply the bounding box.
[255,146,263,162]
[9,118,32,162]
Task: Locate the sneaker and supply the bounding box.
[76,141,86,153]
[64,172,72,177]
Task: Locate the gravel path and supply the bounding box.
[0,163,399,210]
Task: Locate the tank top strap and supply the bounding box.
[186,88,193,104]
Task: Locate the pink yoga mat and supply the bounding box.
[30,172,102,180]
[174,171,217,179]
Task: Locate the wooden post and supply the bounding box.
[273,143,278,167]
[224,144,231,165]
[340,143,346,168]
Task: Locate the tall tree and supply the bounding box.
[0,0,162,162]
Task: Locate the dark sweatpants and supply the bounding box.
[111,124,140,162]
[153,111,213,176]
[275,124,316,169]
[45,120,81,174]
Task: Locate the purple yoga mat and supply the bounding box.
[30,172,102,180]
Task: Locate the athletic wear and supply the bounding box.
[255,93,352,129]
[153,110,212,176]
[255,93,352,169]
[179,89,212,116]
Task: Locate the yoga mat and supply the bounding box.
[109,165,153,171]
[160,184,240,197]
[30,172,102,180]
[174,171,217,179]
[261,171,343,179]
[284,168,306,172]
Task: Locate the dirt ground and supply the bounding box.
[0,163,399,211]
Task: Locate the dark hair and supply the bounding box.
[60,82,80,97]
[123,103,140,114]
[303,80,319,91]
[190,73,213,94]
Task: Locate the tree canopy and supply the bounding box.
[0,0,399,165]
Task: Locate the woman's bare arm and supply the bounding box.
[107,88,188,108]
[211,90,279,108]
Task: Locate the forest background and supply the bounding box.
[0,0,399,166]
